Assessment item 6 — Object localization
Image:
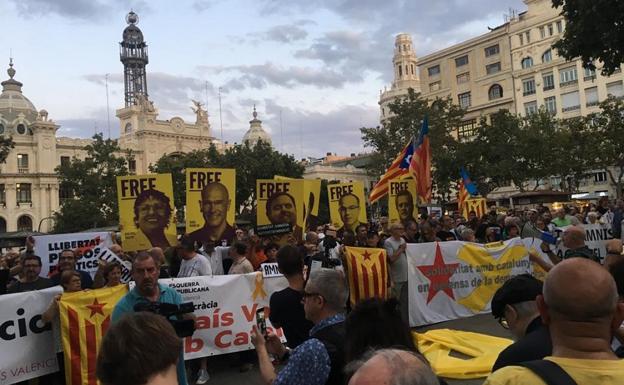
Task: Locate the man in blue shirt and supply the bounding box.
[252,268,347,385]
[112,252,188,385]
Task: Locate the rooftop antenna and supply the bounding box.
[204,80,210,138]
[105,73,111,139]
[218,87,224,147]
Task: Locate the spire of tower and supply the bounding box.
[392,33,420,91]
[120,11,149,107]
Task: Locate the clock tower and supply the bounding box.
[120,11,149,107]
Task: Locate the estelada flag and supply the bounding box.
[344,247,388,306]
[59,285,128,385]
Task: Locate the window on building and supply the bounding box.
[457,119,477,138]
[548,24,554,36]
[556,20,563,33]
[0,218,5,233]
[606,81,624,98]
[486,62,501,75]
[539,26,545,39]
[411,64,415,75]
[488,84,503,100]
[543,73,555,91]
[585,87,599,107]
[455,55,469,68]
[456,72,470,84]
[59,184,73,203]
[484,44,500,57]
[0,123,4,135]
[429,81,441,92]
[594,171,608,183]
[428,65,440,76]
[17,154,29,173]
[124,123,132,133]
[561,90,581,112]
[559,67,578,86]
[524,101,538,115]
[16,123,26,135]
[0,184,5,205]
[458,92,471,108]
[521,57,533,69]
[523,78,536,96]
[583,67,596,81]
[128,159,137,174]
[544,96,557,114]
[519,33,524,45]
[60,156,70,167]
[16,183,31,203]
[17,216,32,232]
[542,49,552,63]
[398,64,402,77]
[525,31,531,43]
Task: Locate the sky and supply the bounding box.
[1,0,526,159]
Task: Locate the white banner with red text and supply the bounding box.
[407,238,532,327]
[0,286,63,385]
[33,232,114,278]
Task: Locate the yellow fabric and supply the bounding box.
[60,285,128,385]
[414,329,513,379]
[483,356,624,385]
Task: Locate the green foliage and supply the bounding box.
[360,88,465,200]
[150,141,305,223]
[592,97,624,198]
[552,0,624,76]
[53,134,132,233]
[0,136,15,165]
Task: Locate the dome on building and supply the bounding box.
[0,60,38,123]
[242,106,272,147]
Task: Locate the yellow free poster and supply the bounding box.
[116,173,177,251]
[275,176,321,229]
[185,168,236,246]
[327,181,367,235]
[388,177,418,225]
[256,179,305,240]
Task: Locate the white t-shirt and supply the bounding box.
[177,253,212,277]
[199,247,226,276]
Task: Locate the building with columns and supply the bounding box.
[379,0,624,199]
[0,11,230,233]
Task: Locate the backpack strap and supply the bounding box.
[518,360,578,385]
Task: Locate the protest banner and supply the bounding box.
[33,232,114,278]
[275,176,322,229]
[344,247,388,307]
[0,286,63,385]
[256,179,304,241]
[186,168,236,246]
[388,178,418,225]
[407,238,531,326]
[462,198,487,219]
[93,247,132,283]
[327,181,367,235]
[116,173,177,251]
[59,285,128,385]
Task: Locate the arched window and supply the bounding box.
[17,215,32,232]
[542,49,552,63]
[0,217,6,233]
[488,84,503,100]
[16,123,26,135]
[521,57,534,69]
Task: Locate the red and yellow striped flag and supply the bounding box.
[457,181,468,215]
[462,197,488,219]
[344,246,388,306]
[59,285,128,385]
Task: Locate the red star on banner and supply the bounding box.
[417,242,460,304]
[362,250,372,261]
[86,298,107,318]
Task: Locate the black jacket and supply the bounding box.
[492,316,552,372]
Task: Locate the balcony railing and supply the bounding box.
[562,105,581,112]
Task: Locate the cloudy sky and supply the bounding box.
[1,0,526,159]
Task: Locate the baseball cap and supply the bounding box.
[491,274,543,319]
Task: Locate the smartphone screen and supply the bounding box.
[256,308,267,336]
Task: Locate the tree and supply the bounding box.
[0,135,15,165]
[53,134,132,233]
[552,0,624,75]
[593,97,624,198]
[361,88,465,200]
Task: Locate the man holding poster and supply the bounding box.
[388,178,418,226]
[256,179,305,244]
[117,174,177,251]
[187,168,236,246]
[327,182,367,239]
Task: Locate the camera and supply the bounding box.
[134,301,196,338]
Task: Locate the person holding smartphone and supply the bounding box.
[384,222,409,323]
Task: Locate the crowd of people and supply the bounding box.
[0,197,623,385]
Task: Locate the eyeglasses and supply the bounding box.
[301,292,323,303]
[497,317,509,329]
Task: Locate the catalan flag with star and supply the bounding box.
[59,285,128,385]
[344,247,388,306]
[406,238,531,326]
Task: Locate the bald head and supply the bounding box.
[542,258,618,321]
[348,349,438,385]
[562,226,585,249]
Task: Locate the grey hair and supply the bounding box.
[306,268,348,312]
[345,348,439,385]
[460,228,474,239]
